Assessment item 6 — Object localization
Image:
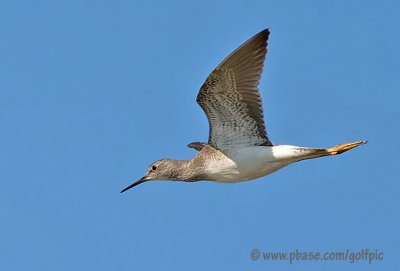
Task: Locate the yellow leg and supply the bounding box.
[326,140,367,155]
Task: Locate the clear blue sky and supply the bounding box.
[1,1,399,270]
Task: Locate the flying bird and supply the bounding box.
[121,29,365,193]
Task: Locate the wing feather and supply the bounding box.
[196,29,272,151]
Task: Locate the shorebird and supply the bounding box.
[121,29,366,193]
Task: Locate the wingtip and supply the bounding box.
[258,28,270,38]
[257,29,270,45]
[187,142,206,151]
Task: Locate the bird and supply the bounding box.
[121,29,366,193]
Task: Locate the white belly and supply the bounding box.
[205,146,297,183]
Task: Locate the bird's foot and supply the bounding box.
[326,140,367,155]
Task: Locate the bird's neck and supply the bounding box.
[168,159,204,182]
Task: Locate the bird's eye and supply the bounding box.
[152,165,157,171]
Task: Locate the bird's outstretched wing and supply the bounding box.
[187,142,207,151]
[196,29,272,151]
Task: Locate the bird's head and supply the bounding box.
[120,159,177,193]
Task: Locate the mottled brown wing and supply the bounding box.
[196,29,272,151]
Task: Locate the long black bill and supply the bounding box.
[120,177,148,193]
